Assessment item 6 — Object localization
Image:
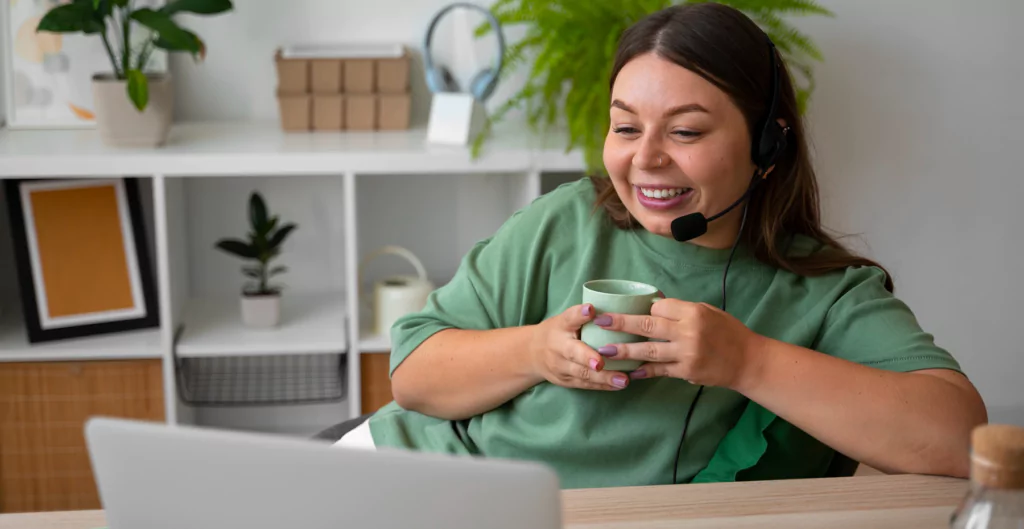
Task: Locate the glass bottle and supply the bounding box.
[950,423,1024,529]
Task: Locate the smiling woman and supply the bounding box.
[349,2,989,489]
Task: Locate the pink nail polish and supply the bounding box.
[589,358,600,370]
[612,375,627,388]
[582,304,593,317]
[594,315,612,326]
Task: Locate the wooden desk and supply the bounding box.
[0,474,966,529]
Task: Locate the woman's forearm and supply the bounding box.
[390,326,543,421]
[737,337,988,477]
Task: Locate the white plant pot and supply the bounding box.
[241,294,280,328]
[92,73,174,147]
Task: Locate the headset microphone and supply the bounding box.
[669,174,764,242]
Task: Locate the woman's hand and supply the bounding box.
[594,298,764,391]
[529,304,631,391]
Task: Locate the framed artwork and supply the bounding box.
[0,0,166,129]
[3,177,159,343]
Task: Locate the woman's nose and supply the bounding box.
[634,139,668,170]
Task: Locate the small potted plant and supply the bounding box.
[215,192,298,328]
[36,0,233,147]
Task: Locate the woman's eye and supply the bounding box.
[673,130,701,139]
[612,126,639,135]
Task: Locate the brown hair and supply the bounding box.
[593,2,893,291]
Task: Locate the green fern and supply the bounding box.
[471,0,833,172]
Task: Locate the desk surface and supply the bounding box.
[0,474,966,529]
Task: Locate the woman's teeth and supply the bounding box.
[640,187,690,199]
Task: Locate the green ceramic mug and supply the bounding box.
[580,279,661,372]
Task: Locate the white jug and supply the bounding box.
[359,246,435,337]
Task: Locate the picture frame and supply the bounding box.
[0,0,167,129]
[3,177,159,343]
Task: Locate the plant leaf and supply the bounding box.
[37,3,103,34]
[92,0,112,17]
[215,239,259,259]
[161,0,233,15]
[131,8,202,56]
[126,69,148,111]
[153,35,206,61]
[249,193,268,232]
[267,223,297,249]
[269,265,288,276]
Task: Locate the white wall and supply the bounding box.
[167,1,1021,424]
[805,0,1023,425]
[167,0,516,124]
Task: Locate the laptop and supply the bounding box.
[84,417,562,529]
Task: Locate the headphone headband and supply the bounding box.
[423,2,506,101]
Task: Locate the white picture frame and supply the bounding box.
[1,0,166,130]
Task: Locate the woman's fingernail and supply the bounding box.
[589,358,600,370]
[598,345,617,357]
[630,368,647,379]
[594,315,612,326]
[612,375,628,388]
[582,304,593,317]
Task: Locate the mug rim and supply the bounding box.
[583,279,659,297]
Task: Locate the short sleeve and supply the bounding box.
[813,266,962,374]
[387,205,554,376]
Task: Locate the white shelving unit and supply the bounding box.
[176,293,348,357]
[0,119,585,436]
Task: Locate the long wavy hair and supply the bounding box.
[592,2,892,291]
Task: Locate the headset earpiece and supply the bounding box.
[468,68,499,101]
[426,65,460,93]
[754,120,787,173]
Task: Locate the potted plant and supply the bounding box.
[36,0,233,147]
[215,192,298,328]
[471,0,833,172]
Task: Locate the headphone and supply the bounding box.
[423,2,507,102]
[669,34,790,485]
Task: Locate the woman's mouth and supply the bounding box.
[635,185,694,210]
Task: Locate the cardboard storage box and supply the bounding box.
[344,59,375,94]
[376,54,410,94]
[310,59,343,94]
[313,94,344,131]
[378,94,410,130]
[278,94,311,131]
[345,95,376,130]
[275,52,309,94]
[274,44,409,132]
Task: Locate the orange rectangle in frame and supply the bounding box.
[27,182,136,318]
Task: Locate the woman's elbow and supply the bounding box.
[390,363,423,411]
[911,378,988,478]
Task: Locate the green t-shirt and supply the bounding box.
[369,177,962,489]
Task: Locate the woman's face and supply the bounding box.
[603,52,758,248]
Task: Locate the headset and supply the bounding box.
[668,34,790,485]
[423,2,507,102]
